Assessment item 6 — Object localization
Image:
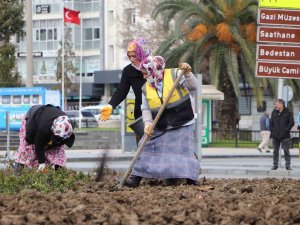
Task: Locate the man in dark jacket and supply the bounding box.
[270,99,294,170]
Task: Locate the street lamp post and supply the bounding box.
[26,0,33,87]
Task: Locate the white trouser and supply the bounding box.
[258,130,271,150]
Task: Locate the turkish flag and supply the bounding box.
[64,7,80,25]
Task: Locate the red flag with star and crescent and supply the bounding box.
[64,7,80,25]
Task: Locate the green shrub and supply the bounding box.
[0,167,92,195]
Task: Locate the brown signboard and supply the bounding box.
[256,61,300,79]
[257,44,300,61]
[259,9,300,26]
[258,26,300,44]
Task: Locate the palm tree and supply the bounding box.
[152,0,264,131]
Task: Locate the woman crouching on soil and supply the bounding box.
[14,104,75,173]
[124,55,200,187]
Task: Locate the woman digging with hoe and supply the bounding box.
[123,55,200,188]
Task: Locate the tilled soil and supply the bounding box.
[0,171,299,225]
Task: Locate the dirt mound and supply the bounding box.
[0,171,299,225]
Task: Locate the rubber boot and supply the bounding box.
[124,175,142,188]
[165,178,180,186]
[186,179,200,186]
[54,165,63,171]
[14,162,25,175]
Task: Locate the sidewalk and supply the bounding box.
[64,147,300,161]
[1,147,299,178]
[64,147,300,179]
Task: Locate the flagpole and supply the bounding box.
[61,7,65,111]
[79,17,83,129]
[62,6,80,111]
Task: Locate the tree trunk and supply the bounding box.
[215,72,239,138]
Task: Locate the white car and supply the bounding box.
[65,110,98,128]
[81,105,121,120]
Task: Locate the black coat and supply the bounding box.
[108,64,146,119]
[270,107,294,140]
[25,105,74,164]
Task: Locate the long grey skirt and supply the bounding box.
[131,124,200,181]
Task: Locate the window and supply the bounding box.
[84,28,93,40]
[48,29,53,40]
[40,29,46,41]
[94,28,100,39]
[12,95,22,104]
[108,10,114,26]
[126,9,136,24]
[33,61,38,76]
[32,20,60,51]
[35,30,39,41]
[16,32,24,43]
[2,96,10,104]
[109,45,114,64]
[32,95,40,104]
[238,97,251,115]
[23,95,30,104]
[54,28,57,40]
[80,18,100,50]
[40,20,46,28]
[33,20,39,28]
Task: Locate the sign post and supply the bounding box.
[259,0,300,9]
[257,0,300,168]
[282,85,293,107]
[256,0,300,80]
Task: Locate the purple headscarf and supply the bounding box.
[127,38,151,69]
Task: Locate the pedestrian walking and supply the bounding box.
[270,99,294,170]
[258,112,271,153]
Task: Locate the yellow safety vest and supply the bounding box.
[143,68,190,112]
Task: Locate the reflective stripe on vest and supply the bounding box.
[143,68,190,111]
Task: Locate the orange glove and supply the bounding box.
[144,123,154,136]
[100,105,113,121]
[179,63,192,76]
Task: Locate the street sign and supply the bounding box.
[256,61,300,79]
[17,52,43,57]
[259,9,300,27]
[258,26,300,44]
[259,0,300,10]
[36,4,50,14]
[257,44,300,62]
[282,85,293,102]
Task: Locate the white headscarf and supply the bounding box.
[51,116,73,139]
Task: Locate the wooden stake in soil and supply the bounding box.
[95,150,107,182]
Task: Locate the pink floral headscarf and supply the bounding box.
[141,55,166,89]
[127,38,151,69]
[51,116,73,139]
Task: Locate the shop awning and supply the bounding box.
[202,85,224,100]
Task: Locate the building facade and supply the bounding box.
[15,0,132,109]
